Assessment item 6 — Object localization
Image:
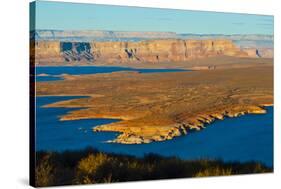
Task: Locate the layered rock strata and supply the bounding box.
[32,39,250,64]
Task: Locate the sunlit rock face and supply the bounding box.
[30,41,63,64]
[31,39,269,64]
[90,39,249,63]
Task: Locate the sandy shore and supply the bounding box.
[36,56,273,69]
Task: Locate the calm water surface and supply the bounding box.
[36,96,273,167]
[35,66,188,81]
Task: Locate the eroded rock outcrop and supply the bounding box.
[60,42,94,62]
[242,48,274,58]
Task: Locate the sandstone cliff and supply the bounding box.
[91,39,248,63]
[32,39,252,64]
[30,41,64,64]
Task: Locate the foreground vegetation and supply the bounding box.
[35,148,272,187]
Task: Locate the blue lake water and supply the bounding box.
[35,66,188,82]
[36,96,273,167]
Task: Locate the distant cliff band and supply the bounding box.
[30,39,273,64]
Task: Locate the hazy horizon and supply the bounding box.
[32,29,274,36]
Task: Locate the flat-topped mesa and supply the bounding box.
[32,39,250,64]
[91,39,248,63]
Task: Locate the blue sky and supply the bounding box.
[31,0,273,35]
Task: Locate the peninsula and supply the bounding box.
[36,61,273,144]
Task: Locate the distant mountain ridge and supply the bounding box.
[31,30,178,41]
[31,30,273,44]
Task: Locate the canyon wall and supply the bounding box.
[91,39,248,63]
[31,39,262,65]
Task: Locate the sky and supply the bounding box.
[31,0,274,35]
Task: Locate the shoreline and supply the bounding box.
[36,65,273,145]
[34,56,273,70]
[36,94,272,145]
[93,105,269,144]
[35,95,273,169]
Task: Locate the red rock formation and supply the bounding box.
[32,39,250,64]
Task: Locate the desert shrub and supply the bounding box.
[195,166,233,177]
[35,153,55,187]
[35,148,272,187]
[76,153,111,184]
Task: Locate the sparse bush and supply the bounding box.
[76,153,111,184]
[35,153,55,187]
[195,167,232,177]
[34,148,272,187]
